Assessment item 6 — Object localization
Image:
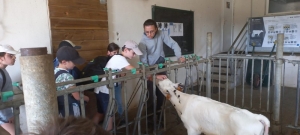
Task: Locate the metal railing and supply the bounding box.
[0,33,289,135]
[211,54,275,113]
[0,55,206,135]
[227,22,248,55]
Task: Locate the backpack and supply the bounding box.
[0,69,6,91]
[79,56,111,91]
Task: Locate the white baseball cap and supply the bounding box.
[0,44,19,54]
[124,40,143,55]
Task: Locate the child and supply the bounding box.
[106,43,120,57]
[94,40,166,130]
[55,46,89,117]
[53,40,82,80]
[0,44,19,135]
[106,43,124,116]
[93,43,120,124]
[94,40,142,130]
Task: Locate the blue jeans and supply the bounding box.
[98,84,123,116]
[115,84,123,116]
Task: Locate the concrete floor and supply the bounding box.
[18,84,300,135]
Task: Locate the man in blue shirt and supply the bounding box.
[138,19,185,126]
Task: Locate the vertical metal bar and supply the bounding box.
[282,62,286,99]
[211,59,214,96]
[152,71,157,134]
[123,82,129,135]
[158,61,171,130]
[206,32,212,98]
[202,63,205,96]
[175,69,178,83]
[198,63,203,95]
[294,64,300,126]
[226,58,229,103]
[133,65,147,135]
[251,59,254,108]
[260,60,263,110]
[79,91,85,118]
[273,61,276,87]
[164,101,167,131]
[267,60,271,112]
[218,58,221,101]
[64,94,69,117]
[195,62,201,95]
[13,106,20,135]
[234,58,237,106]
[102,69,114,130]
[190,64,194,94]
[242,59,245,107]
[145,89,148,135]
[281,61,286,128]
[158,99,166,131]
[184,66,189,93]
[273,33,284,133]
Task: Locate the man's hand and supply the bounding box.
[84,96,89,102]
[8,117,14,123]
[178,57,185,63]
[156,75,168,80]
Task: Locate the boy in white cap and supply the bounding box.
[94,40,166,130]
[94,40,141,130]
[0,44,19,135]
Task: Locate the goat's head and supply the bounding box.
[156,78,183,98]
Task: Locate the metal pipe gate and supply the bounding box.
[0,33,289,135]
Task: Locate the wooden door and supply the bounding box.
[49,0,109,69]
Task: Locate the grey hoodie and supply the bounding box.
[138,30,182,66]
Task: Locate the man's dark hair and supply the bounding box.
[107,42,120,52]
[143,19,158,28]
[24,116,111,135]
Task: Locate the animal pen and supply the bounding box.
[0,33,299,135]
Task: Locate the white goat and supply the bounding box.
[156,79,270,135]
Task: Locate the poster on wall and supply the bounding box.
[157,22,184,36]
[152,5,194,57]
[249,14,300,48]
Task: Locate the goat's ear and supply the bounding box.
[166,93,171,100]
